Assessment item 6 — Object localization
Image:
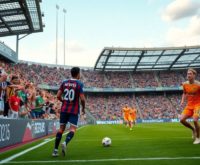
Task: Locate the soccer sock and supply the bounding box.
[54,132,63,149]
[65,131,74,145]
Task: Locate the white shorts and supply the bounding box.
[0,100,4,112]
[9,110,19,119]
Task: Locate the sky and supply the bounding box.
[1,0,200,67]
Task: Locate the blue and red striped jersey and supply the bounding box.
[59,79,84,114]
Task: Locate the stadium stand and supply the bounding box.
[1,45,200,122]
[1,59,185,121]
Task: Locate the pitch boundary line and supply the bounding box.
[4,157,200,164]
[0,126,87,164]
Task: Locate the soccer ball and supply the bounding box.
[102,137,111,147]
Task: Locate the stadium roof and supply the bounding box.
[94,45,200,71]
[0,0,43,37]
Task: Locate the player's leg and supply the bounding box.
[132,117,136,125]
[62,114,78,156]
[193,107,200,144]
[0,100,4,117]
[63,124,76,145]
[180,110,195,133]
[124,118,128,127]
[129,120,133,130]
[52,113,67,157]
[52,124,66,157]
[193,119,200,144]
[128,116,133,130]
[124,116,128,127]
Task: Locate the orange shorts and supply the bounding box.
[130,116,136,121]
[182,105,200,118]
[124,115,129,122]
[124,115,132,122]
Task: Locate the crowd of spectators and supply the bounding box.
[86,94,136,121]
[0,61,60,120]
[1,61,191,88]
[158,71,184,87]
[105,72,133,88]
[81,70,106,88]
[136,94,178,120]
[86,93,184,121]
[1,60,191,121]
[132,72,159,88]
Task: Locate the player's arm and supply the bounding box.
[80,94,85,115]
[6,87,10,102]
[57,82,64,102]
[8,98,13,111]
[180,93,185,106]
[8,84,24,89]
[57,90,63,102]
[180,83,186,106]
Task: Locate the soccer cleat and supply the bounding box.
[61,143,66,156]
[52,150,59,157]
[193,138,200,144]
[130,128,132,131]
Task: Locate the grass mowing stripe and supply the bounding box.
[5,157,200,164]
[73,136,190,142]
[0,126,87,164]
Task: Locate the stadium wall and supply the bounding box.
[95,118,194,125]
[37,84,183,93]
[0,119,60,149]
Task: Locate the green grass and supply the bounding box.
[1,123,200,165]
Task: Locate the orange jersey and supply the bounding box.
[182,81,200,108]
[122,107,130,121]
[130,108,136,119]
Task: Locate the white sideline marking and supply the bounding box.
[0,126,86,164]
[4,157,200,164]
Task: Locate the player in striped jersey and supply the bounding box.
[52,67,86,157]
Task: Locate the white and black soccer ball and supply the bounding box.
[102,137,111,147]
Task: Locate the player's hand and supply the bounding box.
[81,111,86,120]
[81,108,85,115]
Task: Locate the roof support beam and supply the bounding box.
[168,49,186,70]
[0,20,27,27]
[134,50,145,71]
[102,50,113,72]
[18,0,33,32]
[152,50,165,68]
[0,0,19,5]
[0,9,23,17]
[0,17,12,33]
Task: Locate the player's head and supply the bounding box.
[11,75,20,84]
[39,90,45,97]
[71,67,80,79]
[187,68,197,81]
[0,71,7,81]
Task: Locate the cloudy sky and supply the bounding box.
[1,0,200,67]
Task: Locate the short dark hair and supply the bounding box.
[71,67,80,78]
[11,75,18,81]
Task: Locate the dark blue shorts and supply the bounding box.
[60,112,79,127]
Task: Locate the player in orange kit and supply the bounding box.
[180,68,200,144]
[122,105,132,129]
[130,107,137,126]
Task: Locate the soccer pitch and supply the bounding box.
[1,123,200,165]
